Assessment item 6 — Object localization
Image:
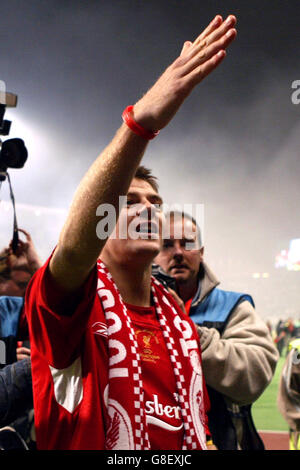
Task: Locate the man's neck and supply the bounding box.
[101,257,153,307]
[177,278,199,304]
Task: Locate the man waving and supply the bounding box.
[25,15,237,450]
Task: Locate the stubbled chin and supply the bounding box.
[170,271,189,281]
[171,268,188,275]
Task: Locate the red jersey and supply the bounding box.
[25,257,209,450]
[127,303,184,449]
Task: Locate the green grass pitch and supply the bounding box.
[252,357,289,432]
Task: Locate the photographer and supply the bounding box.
[0,228,42,362]
[0,229,41,449]
[0,228,42,298]
[0,84,36,449]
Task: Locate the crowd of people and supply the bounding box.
[0,229,41,449]
[273,318,300,356]
[0,14,298,451]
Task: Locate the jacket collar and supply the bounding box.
[192,262,220,306]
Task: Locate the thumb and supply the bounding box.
[168,288,186,313]
[180,40,192,56]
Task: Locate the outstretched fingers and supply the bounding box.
[188,49,227,86]
[182,26,236,76]
[179,15,231,65]
[193,15,223,45]
[193,15,236,50]
[204,15,237,48]
[180,40,193,56]
[133,14,237,131]
[184,15,236,62]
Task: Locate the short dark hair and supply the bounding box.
[168,210,202,247]
[134,166,159,193]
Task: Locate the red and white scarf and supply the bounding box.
[97,260,207,450]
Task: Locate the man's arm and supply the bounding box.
[50,15,237,293]
[198,301,279,405]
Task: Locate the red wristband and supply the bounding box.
[122,105,160,140]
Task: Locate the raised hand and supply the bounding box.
[49,16,237,294]
[134,15,237,131]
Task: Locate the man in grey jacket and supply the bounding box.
[155,211,279,449]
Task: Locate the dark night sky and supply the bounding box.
[0,0,299,317]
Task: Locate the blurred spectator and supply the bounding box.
[155,211,278,450]
[0,228,41,362]
[0,228,41,364]
[275,320,285,356]
[0,296,28,365]
[275,318,297,357]
[0,228,42,298]
[0,358,32,449]
[294,319,300,337]
[0,228,41,449]
[0,358,32,427]
[277,338,300,450]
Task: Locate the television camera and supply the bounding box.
[0,87,28,253]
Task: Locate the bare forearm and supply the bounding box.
[50,15,237,292]
[51,123,148,290]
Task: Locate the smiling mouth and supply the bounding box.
[136,222,159,235]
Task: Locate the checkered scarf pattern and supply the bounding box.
[97,261,206,450]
